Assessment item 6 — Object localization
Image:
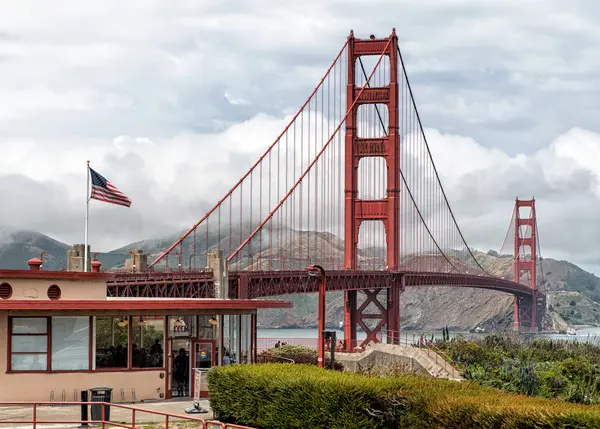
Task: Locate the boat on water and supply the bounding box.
[566,327,577,336]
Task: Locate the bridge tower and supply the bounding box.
[513,198,539,333]
[343,30,401,350]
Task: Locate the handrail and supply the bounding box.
[416,338,457,377]
[0,401,256,429]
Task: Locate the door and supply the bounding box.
[191,341,215,399]
[169,339,191,397]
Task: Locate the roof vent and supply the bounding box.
[27,257,43,271]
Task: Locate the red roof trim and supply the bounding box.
[0,299,292,311]
[0,269,108,280]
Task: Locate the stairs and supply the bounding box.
[336,343,465,381]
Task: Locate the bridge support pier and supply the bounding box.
[344,290,358,350]
[516,292,545,333]
[386,286,401,344]
[344,284,402,351]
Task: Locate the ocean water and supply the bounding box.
[258,326,600,343]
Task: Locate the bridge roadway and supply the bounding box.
[106,269,542,301]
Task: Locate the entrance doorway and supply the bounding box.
[167,339,216,398]
[169,338,190,397]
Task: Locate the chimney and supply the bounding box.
[28,257,43,271]
[91,260,102,273]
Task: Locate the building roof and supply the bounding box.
[0,269,107,280]
[0,298,292,313]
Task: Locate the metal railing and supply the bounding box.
[415,337,457,378]
[0,401,255,429]
[258,331,425,352]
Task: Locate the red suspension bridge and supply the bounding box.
[107,30,546,349]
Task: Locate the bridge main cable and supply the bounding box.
[397,45,488,275]
[227,37,394,263]
[149,38,351,268]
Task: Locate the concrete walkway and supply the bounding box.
[0,398,214,428]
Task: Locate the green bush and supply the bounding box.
[438,335,600,403]
[208,363,600,429]
[257,345,344,370]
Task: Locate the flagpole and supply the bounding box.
[84,160,90,272]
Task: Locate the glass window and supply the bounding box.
[52,317,90,370]
[240,314,252,364]
[229,315,239,365]
[95,316,129,368]
[169,316,196,338]
[11,354,47,371]
[221,315,231,365]
[10,317,48,371]
[12,317,47,334]
[132,316,164,368]
[197,316,215,340]
[12,336,48,352]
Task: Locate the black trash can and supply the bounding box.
[89,387,113,422]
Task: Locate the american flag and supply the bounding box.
[89,168,132,207]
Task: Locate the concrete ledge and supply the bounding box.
[336,343,464,381]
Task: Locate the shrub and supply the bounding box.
[257,345,344,370]
[438,335,600,404]
[208,363,600,429]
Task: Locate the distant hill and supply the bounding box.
[0,227,70,270]
[2,226,600,330]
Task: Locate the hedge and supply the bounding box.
[207,364,600,429]
[257,344,344,370]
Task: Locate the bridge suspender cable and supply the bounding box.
[487,205,516,273]
[536,222,545,291]
[396,46,488,275]
[357,57,459,273]
[149,39,351,268]
[397,166,459,272]
[227,38,394,263]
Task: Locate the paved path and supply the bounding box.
[0,398,214,428]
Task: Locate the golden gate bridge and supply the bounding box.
[106,30,545,350]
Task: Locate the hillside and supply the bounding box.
[0,227,70,270]
[1,226,600,331]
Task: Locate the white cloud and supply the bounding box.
[2,0,600,275]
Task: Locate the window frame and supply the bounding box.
[7,315,168,373]
[8,317,50,372]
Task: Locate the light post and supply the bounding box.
[40,251,48,269]
[306,264,326,368]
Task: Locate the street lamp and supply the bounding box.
[306,264,326,368]
[40,251,48,269]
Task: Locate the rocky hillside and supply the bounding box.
[1,226,600,331]
[0,227,70,270]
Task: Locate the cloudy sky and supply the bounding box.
[2,0,600,273]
